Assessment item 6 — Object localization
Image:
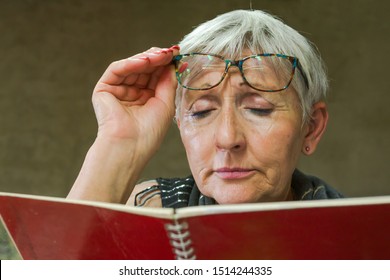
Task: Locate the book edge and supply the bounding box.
[174,195,390,219]
[0,191,174,220]
[3,192,390,220]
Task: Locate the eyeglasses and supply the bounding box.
[172,53,309,92]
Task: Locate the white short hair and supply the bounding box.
[175,9,328,122]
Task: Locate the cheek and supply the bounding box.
[265,121,304,163]
[179,123,213,169]
[249,115,304,162]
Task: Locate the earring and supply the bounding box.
[305,146,310,152]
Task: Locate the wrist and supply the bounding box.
[68,136,149,204]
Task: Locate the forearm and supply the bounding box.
[67,47,177,203]
[67,137,147,204]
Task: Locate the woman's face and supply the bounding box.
[177,60,309,204]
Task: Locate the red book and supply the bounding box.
[1,192,390,260]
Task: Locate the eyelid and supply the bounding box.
[187,94,219,110]
[183,107,217,122]
[241,92,275,105]
[247,107,274,116]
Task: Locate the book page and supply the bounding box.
[0,216,22,260]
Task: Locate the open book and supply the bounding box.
[1,192,390,260]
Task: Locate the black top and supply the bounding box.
[135,169,344,208]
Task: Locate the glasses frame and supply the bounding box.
[172,52,309,92]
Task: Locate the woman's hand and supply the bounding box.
[93,46,180,158]
[68,46,180,203]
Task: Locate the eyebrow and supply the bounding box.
[183,88,211,99]
[239,81,269,90]
[200,83,213,88]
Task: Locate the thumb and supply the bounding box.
[92,92,120,127]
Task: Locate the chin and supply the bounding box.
[199,175,291,204]
[208,184,270,205]
[215,197,258,205]
[216,194,286,205]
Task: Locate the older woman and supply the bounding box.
[67,9,343,207]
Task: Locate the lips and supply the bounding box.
[214,168,255,180]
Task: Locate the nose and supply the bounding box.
[214,107,246,152]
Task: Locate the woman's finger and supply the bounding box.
[147,65,168,91]
[99,48,175,86]
[154,65,178,110]
[94,82,144,102]
[123,73,150,89]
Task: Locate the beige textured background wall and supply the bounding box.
[0,0,389,198]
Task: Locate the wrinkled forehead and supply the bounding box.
[207,47,265,60]
[183,40,266,57]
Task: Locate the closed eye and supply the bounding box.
[191,109,216,119]
[247,108,273,116]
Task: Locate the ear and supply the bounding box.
[302,101,328,155]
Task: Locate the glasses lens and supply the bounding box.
[175,54,225,90]
[242,55,294,91]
